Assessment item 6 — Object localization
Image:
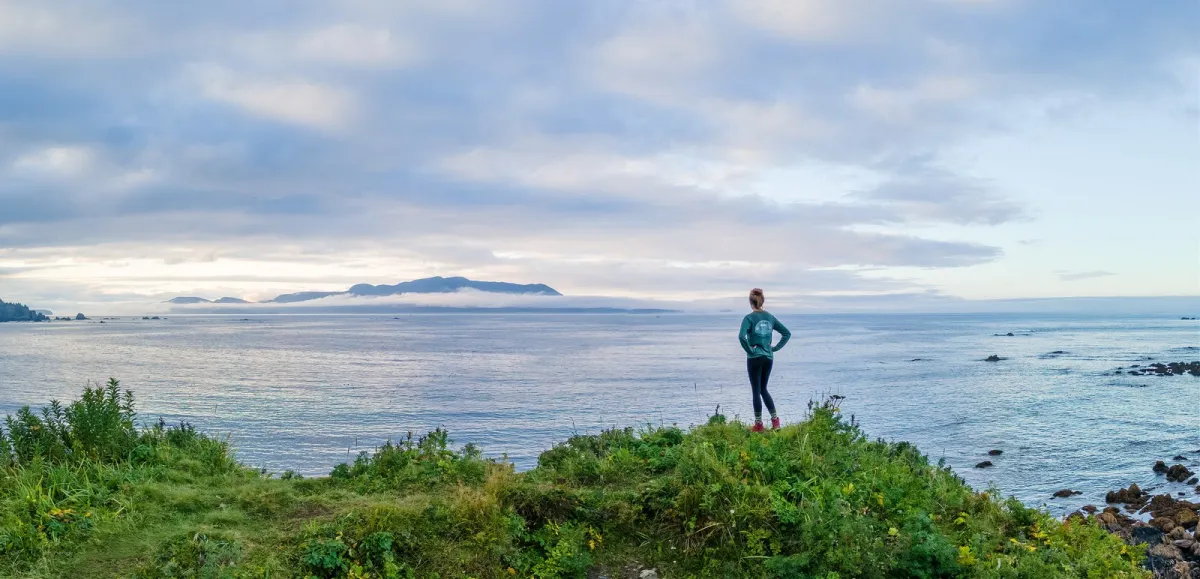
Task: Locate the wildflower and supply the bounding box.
[507,568,517,575]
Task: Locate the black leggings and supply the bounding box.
[747,356,775,419]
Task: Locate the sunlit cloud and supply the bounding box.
[0,0,1194,310]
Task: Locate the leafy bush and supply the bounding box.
[0,380,237,571]
[137,531,243,578]
[0,384,1150,579]
[516,405,1148,578]
[0,379,137,465]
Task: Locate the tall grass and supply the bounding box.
[0,384,1148,578]
[0,380,236,570]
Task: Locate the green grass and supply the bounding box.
[1,381,1147,578]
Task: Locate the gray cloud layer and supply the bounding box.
[0,0,1194,303]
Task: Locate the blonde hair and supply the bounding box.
[749,288,765,310]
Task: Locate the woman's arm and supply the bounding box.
[772,316,791,352]
[738,316,754,355]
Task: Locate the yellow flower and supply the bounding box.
[507,568,517,575]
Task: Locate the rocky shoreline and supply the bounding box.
[1069,458,1200,578]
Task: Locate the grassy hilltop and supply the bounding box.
[0,381,1146,578]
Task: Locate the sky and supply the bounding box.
[0,0,1197,312]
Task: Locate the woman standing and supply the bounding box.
[738,288,791,431]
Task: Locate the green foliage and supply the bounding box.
[136,531,243,578]
[0,379,139,465]
[0,384,1150,579]
[329,428,488,493]
[0,381,238,573]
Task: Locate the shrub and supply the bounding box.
[0,385,1151,578]
[0,379,137,466]
[137,531,243,578]
[0,381,239,572]
[328,428,488,492]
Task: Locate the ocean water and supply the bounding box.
[0,313,1197,515]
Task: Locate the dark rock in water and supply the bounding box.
[1006,332,1014,336]
[1121,360,1200,377]
[988,449,1003,456]
[1174,455,1188,461]
[1166,464,1196,483]
[1155,461,1170,474]
[75,313,88,320]
[1106,483,1149,506]
[984,354,1003,362]
[1188,478,1199,486]
[1053,489,1082,498]
[1082,504,1098,513]
[975,461,994,468]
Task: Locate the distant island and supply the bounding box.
[0,298,49,322]
[168,276,563,304]
[165,296,250,304]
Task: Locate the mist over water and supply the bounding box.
[1,313,1197,515]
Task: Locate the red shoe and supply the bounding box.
[751,421,764,432]
[771,417,781,430]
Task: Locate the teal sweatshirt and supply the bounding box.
[739,311,791,359]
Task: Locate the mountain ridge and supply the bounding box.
[168,276,562,305]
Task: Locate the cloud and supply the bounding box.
[728,0,868,42]
[296,25,416,67]
[850,76,980,123]
[0,0,135,57]
[0,0,1192,307]
[192,65,358,130]
[1056,270,1116,282]
[851,165,1024,225]
[236,24,420,69]
[12,146,94,176]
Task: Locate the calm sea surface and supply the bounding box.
[1,313,1197,515]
